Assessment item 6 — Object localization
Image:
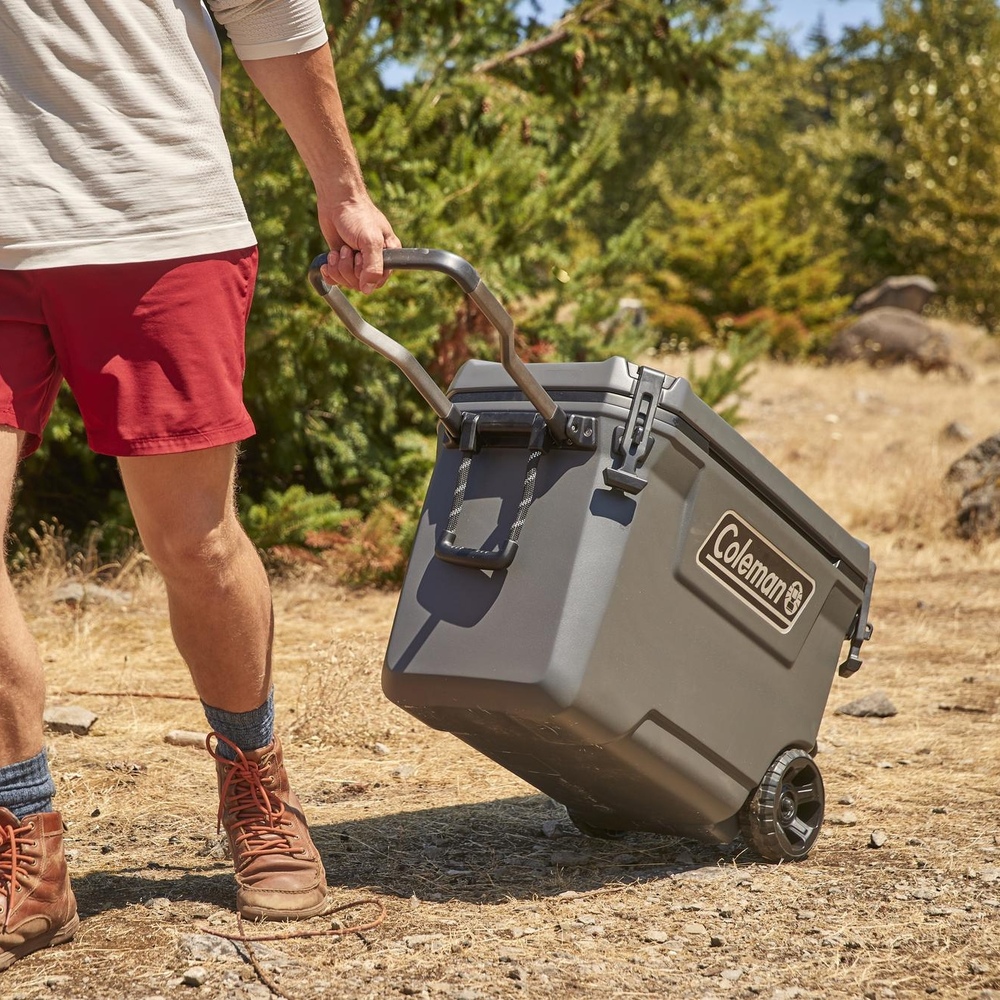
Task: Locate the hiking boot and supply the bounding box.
[0,808,79,971]
[209,734,329,920]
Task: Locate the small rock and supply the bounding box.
[404,934,445,949]
[942,421,974,442]
[373,742,390,756]
[179,933,239,961]
[829,812,859,827]
[835,691,898,718]
[391,764,417,779]
[681,922,707,936]
[181,967,209,987]
[933,806,948,814]
[710,936,725,947]
[644,929,670,943]
[550,851,589,866]
[870,830,889,848]
[540,820,561,838]
[43,705,98,736]
[165,730,208,748]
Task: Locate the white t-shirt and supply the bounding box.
[0,0,328,269]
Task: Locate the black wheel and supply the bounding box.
[739,748,824,862]
[566,810,627,840]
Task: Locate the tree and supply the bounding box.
[12,1,773,552]
[836,0,1000,327]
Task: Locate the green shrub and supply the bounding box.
[647,302,714,351]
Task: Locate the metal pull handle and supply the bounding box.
[308,249,590,446]
[308,256,463,439]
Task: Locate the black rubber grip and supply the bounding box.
[434,531,518,570]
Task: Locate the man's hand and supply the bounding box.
[319,194,401,294]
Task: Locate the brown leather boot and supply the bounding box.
[209,734,329,920]
[0,808,79,971]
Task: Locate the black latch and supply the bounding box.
[838,560,877,677]
[603,366,666,495]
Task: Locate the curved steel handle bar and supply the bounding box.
[309,249,570,442]
[308,256,463,439]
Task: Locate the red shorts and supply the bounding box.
[0,247,258,458]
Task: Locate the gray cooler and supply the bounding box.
[310,250,876,862]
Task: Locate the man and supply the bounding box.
[0,0,400,969]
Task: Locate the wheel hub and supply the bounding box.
[779,790,797,823]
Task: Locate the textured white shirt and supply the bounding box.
[0,0,328,269]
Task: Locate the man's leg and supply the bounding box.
[117,443,272,713]
[0,428,48,768]
[0,427,78,970]
[117,444,329,920]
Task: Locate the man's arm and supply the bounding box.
[240,45,400,293]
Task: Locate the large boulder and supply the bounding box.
[851,275,938,314]
[827,307,958,373]
[946,433,1000,539]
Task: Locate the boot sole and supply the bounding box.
[238,894,333,921]
[0,912,80,971]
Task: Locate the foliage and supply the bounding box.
[16,0,1000,570]
[833,0,1000,328]
[240,485,358,552]
[645,302,714,352]
[334,501,416,589]
[688,331,767,426]
[724,307,813,360]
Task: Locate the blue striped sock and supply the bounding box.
[202,688,275,761]
[0,749,56,820]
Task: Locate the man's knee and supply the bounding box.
[140,514,248,582]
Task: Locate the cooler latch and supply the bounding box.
[603,367,666,495]
[838,560,877,677]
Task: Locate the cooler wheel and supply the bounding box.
[739,748,825,862]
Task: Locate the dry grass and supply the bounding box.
[5,344,1000,1000]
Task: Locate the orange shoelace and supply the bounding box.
[208,735,300,861]
[0,819,36,919]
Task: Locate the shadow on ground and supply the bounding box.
[312,794,750,904]
[68,795,756,917]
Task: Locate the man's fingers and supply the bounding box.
[358,236,387,295]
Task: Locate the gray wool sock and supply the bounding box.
[0,749,57,820]
[203,687,275,761]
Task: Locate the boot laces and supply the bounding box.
[0,819,37,907]
[209,735,300,860]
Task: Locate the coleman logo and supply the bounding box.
[697,511,815,632]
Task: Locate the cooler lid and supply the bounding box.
[448,358,870,582]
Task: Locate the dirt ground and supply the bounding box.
[5,328,1000,1000]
